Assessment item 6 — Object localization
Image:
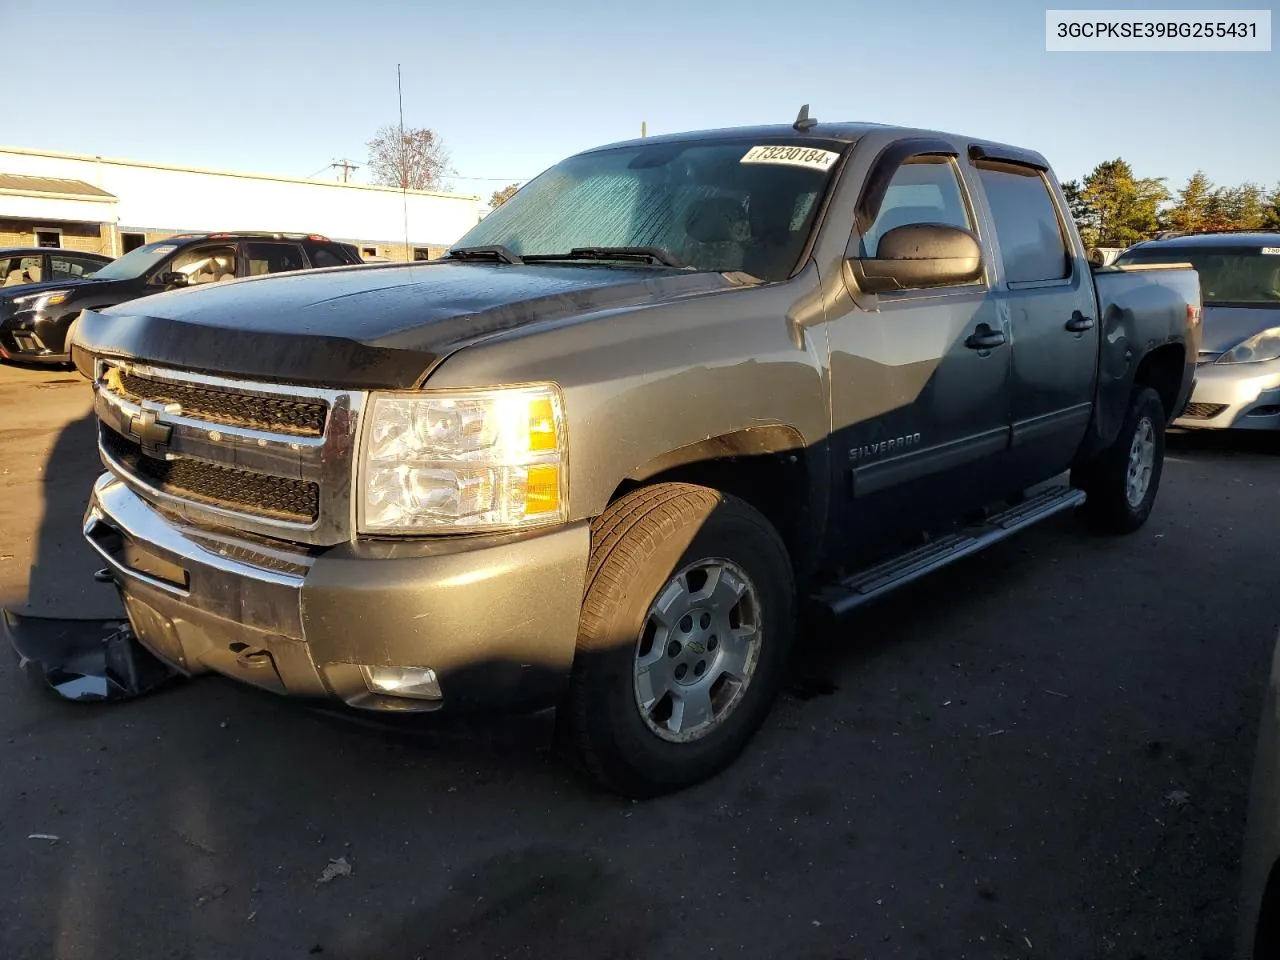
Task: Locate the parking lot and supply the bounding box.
[0,359,1276,960]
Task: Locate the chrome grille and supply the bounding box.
[100,426,320,523]
[93,361,364,546]
[115,370,327,436]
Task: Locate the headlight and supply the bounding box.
[10,289,72,311]
[359,384,567,533]
[1216,327,1280,364]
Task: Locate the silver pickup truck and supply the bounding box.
[16,111,1202,797]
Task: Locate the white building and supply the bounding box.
[0,145,484,261]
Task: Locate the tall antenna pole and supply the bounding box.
[398,63,409,259]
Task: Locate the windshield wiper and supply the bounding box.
[447,245,523,264]
[523,246,685,268]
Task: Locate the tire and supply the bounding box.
[564,483,795,798]
[1072,386,1166,534]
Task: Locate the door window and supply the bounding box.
[245,242,308,276]
[49,254,105,281]
[1,255,42,286]
[311,247,349,268]
[168,245,237,286]
[975,162,1071,283]
[860,157,974,259]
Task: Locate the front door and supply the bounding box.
[163,244,239,288]
[972,160,1099,480]
[827,152,1011,551]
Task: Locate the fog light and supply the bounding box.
[359,665,442,700]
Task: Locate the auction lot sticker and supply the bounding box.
[741,145,839,171]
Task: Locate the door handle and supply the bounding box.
[965,323,1007,350]
[1066,311,1095,333]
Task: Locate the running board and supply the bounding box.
[814,486,1087,617]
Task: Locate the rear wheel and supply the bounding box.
[564,483,795,798]
[1073,386,1166,533]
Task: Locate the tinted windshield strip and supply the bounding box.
[447,139,850,284]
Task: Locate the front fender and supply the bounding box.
[421,268,832,524]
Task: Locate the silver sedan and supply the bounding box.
[1114,233,1280,430]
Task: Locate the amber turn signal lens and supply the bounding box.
[524,464,561,514]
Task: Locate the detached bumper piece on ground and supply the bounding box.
[3,608,179,701]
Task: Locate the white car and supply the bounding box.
[1114,231,1280,431]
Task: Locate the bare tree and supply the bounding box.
[366,124,451,191]
[488,183,521,209]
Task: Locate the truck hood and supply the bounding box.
[73,261,738,388]
[1200,303,1280,354]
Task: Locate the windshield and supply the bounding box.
[453,139,847,282]
[1114,245,1280,306]
[86,240,185,281]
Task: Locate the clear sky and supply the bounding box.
[4,0,1275,198]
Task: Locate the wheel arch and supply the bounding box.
[607,424,827,582]
[1133,342,1188,421]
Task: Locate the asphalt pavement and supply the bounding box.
[1,360,1276,960]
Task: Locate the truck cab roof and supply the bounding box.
[581,121,1052,170]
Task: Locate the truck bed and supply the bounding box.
[1090,261,1201,435]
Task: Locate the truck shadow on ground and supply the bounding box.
[11,408,122,618]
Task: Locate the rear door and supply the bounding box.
[243,241,310,277]
[969,156,1098,477]
[826,141,1012,543]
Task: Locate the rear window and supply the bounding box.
[1114,246,1280,306]
[246,242,308,276]
[310,246,353,268]
[976,162,1071,283]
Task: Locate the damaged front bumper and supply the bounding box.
[4,610,179,701]
[76,473,590,713]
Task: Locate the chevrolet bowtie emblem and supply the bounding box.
[129,402,179,457]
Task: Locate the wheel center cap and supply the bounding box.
[686,639,706,655]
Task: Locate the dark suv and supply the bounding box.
[0,232,362,364]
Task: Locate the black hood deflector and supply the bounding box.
[73,261,737,389]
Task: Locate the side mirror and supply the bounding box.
[157,271,188,288]
[847,223,983,293]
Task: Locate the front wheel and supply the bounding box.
[564,483,795,798]
[1072,385,1166,533]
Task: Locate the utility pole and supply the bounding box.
[329,159,360,183]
